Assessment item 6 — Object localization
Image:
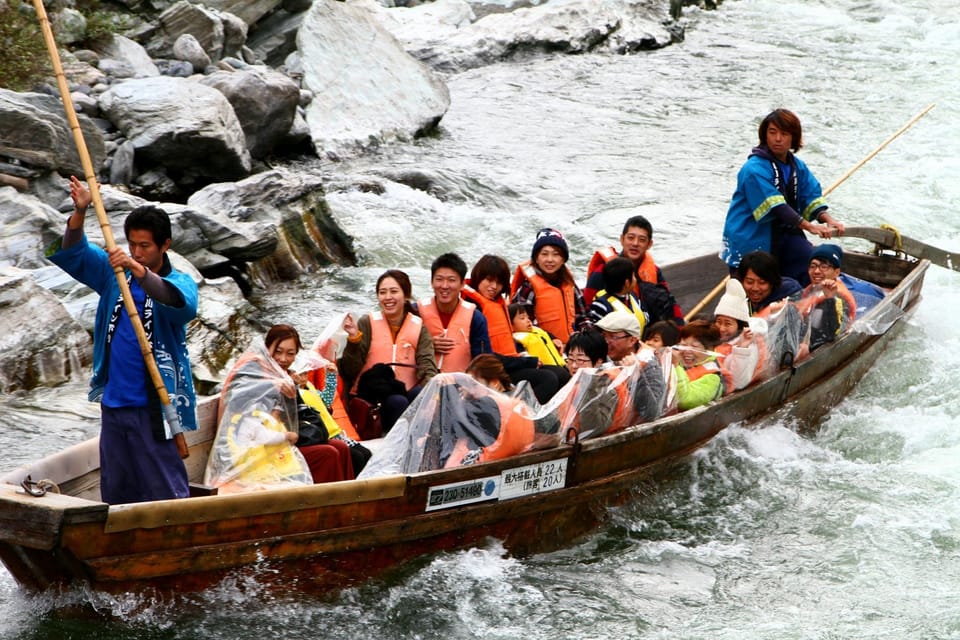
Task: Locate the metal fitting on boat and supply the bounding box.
[20,475,60,497]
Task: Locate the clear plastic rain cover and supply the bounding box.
[359,349,672,478]
[203,339,313,493]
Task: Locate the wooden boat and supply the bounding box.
[0,246,929,595]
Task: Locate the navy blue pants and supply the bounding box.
[99,405,189,504]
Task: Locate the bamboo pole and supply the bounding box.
[685,103,936,322]
[32,1,189,458]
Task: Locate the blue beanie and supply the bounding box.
[531,228,569,262]
[809,243,843,268]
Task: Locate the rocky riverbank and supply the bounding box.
[0,0,694,393]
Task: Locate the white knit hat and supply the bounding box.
[713,278,750,323]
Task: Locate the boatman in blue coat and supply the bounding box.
[720,109,845,286]
[47,177,198,504]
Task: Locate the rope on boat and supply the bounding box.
[877,223,905,258]
[20,475,60,497]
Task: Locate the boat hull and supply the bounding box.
[0,252,928,595]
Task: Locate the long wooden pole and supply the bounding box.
[32,2,189,459]
[684,103,936,322]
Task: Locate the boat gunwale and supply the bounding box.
[0,252,928,539]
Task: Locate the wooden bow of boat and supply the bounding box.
[0,248,931,596]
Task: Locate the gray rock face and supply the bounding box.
[93,35,161,78]
[0,187,68,271]
[198,67,300,158]
[158,1,226,62]
[0,267,92,393]
[198,0,284,26]
[0,90,107,178]
[99,76,252,181]
[186,273,260,391]
[380,0,674,72]
[298,0,450,158]
[247,9,305,67]
[172,33,213,72]
[183,168,356,283]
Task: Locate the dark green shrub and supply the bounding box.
[0,1,50,91]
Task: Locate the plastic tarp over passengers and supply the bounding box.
[204,340,313,493]
[537,347,672,442]
[358,351,672,478]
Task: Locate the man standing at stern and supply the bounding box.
[47,176,198,504]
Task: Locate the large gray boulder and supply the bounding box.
[0,267,92,393]
[198,67,300,158]
[183,169,357,283]
[380,0,674,72]
[0,90,106,178]
[198,0,281,27]
[0,187,69,271]
[156,1,226,62]
[99,76,252,182]
[298,0,450,158]
[92,35,161,79]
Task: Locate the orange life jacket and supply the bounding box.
[510,261,576,345]
[417,297,477,373]
[355,311,423,392]
[587,247,660,291]
[795,279,858,323]
[477,397,535,463]
[462,284,518,356]
[554,367,633,437]
[682,360,726,402]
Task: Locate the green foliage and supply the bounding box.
[0,1,50,91]
[74,0,134,45]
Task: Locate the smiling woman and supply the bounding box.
[337,270,438,432]
[510,228,588,346]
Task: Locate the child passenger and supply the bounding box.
[509,303,565,367]
[643,320,680,350]
[587,256,648,336]
[712,278,761,392]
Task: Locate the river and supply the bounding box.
[2,0,959,637]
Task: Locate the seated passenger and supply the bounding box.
[464,254,564,403]
[643,319,680,350]
[671,320,725,411]
[736,250,803,315]
[205,326,355,493]
[265,325,358,481]
[466,353,514,393]
[796,244,857,353]
[511,228,588,346]
[594,310,643,366]
[584,214,685,324]
[339,270,438,433]
[509,303,567,368]
[357,374,536,476]
[549,329,667,438]
[417,253,491,373]
[564,329,608,375]
[587,256,648,336]
[712,278,762,392]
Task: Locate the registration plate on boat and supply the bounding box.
[425,458,569,511]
